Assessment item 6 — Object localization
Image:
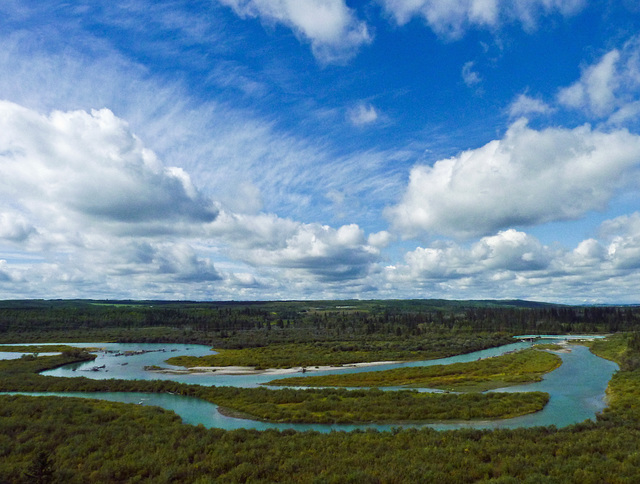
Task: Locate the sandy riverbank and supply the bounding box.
[149,360,402,376]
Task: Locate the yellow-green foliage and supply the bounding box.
[270,349,562,391]
[2,392,640,483]
[0,345,86,353]
[214,388,549,423]
[532,343,564,351]
[588,333,629,364]
[588,333,640,421]
[166,336,509,369]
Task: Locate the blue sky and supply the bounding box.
[1,0,640,302]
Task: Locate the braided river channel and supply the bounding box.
[2,336,618,432]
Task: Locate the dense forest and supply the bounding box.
[1,299,639,345]
[2,299,640,482]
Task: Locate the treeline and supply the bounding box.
[1,300,639,346]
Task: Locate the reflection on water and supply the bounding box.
[4,338,619,432]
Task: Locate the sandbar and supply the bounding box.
[148,360,401,376]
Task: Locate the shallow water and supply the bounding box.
[5,337,619,431]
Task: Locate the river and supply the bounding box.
[1,337,619,432]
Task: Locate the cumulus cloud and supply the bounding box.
[0,260,11,282]
[210,212,381,282]
[155,244,222,282]
[386,118,640,238]
[508,93,553,117]
[0,101,218,236]
[379,0,585,38]
[394,229,552,280]
[471,229,551,270]
[368,230,393,249]
[558,36,640,121]
[0,101,227,295]
[217,0,371,63]
[0,213,37,243]
[383,224,640,302]
[378,212,640,302]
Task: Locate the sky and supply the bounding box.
[1,1,640,303]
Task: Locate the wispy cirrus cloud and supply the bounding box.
[379,0,586,38]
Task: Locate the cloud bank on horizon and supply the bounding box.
[1,0,640,303]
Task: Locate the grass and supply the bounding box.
[0,345,93,353]
[167,344,443,369]
[268,348,562,392]
[213,389,550,423]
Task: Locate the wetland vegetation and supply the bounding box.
[269,348,562,391]
[1,299,640,482]
[164,334,513,369]
[0,346,550,424]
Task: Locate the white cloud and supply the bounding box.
[379,0,585,38]
[558,50,621,117]
[558,36,640,121]
[382,223,640,302]
[0,260,12,282]
[217,0,372,63]
[155,243,222,282]
[386,118,640,238]
[0,213,37,243]
[0,101,217,235]
[508,93,553,117]
[378,211,640,302]
[0,101,227,296]
[210,212,381,282]
[368,230,393,249]
[396,229,552,280]
[0,109,386,293]
[462,61,482,87]
[471,229,551,270]
[599,213,640,270]
[347,102,379,126]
